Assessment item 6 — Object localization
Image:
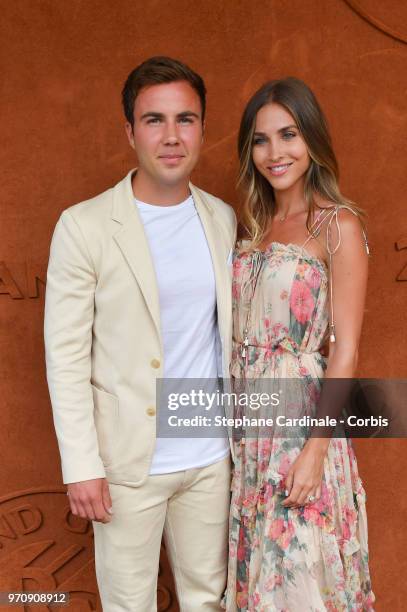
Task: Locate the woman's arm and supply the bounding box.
[283,208,369,508]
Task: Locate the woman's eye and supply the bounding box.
[282,131,296,139]
[253,137,266,145]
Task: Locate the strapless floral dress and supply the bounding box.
[223,238,375,612]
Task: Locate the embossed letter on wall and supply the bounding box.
[0,488,98,610]
[0,262,46,299]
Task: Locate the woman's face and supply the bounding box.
[251,102,311,194]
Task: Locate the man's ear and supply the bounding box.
[125,122,136,150]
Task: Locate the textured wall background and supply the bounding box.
[0,0,406,610]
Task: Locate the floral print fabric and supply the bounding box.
[224,241,375,611]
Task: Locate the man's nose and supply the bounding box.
[163,121,180,145]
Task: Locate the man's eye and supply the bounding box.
[179,117,193,124]
[147,118,161,124]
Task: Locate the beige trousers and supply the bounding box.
[93,455,231,611]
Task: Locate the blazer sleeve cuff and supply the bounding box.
[61,457,106,484]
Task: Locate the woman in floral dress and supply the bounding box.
[224,78,375,610]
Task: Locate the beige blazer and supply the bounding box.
[44,169,237,486]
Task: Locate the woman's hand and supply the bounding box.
[282,438,329,508]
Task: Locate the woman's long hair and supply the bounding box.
[238,77,364,249]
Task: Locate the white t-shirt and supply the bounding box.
[135,195,229,474]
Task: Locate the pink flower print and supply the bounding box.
[307,267,322,289]
[278,453,292,477]
[365,593,375,608]
[272,322,284,336]
[280,289,289,300]
[251,592,261,607]
[264,575,275,592]
[348,444,356,462]
[268,518,285,540]
[314,491,328,514]
[322,552,336,569]
[259,438,271,458]
[341,519,351,542]
[303,505,324,528]
[242,492,257,509]
[236,591,248,609]
[290,280,315,325]
[263,482,275,503]
[233,257,242,276]
[232,282,241,300]
[341,506,357,544]
[353,555,361,572]
[345,506,357,525]
[252,533,261,549]
[258,458,269,475]
[282,558,294,572]
[278,520,295,549]
[237,528,246,562]
[264,573,283,592]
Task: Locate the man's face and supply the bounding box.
[125,81,204,188]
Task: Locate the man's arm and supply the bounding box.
[44,210,111,522]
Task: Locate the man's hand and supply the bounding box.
[67,478,113,523]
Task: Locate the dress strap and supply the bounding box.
[324,205,370,343]
[300,208,331,249]
[302,205,369,343]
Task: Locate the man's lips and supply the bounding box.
[158,154,185,159]
[157,154,185,166]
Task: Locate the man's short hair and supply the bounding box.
[122,56,206,127]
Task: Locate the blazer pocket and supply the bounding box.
[91,384,119,468]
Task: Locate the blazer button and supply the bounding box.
[151,358,161,369]
[146,406,156,417]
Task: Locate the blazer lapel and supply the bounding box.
[110,172,231,344]
[190,184,231,340]
[111,170,161,337]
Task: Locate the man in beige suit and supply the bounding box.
[44,57,236,611]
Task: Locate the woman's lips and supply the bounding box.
[267,162,293,176]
